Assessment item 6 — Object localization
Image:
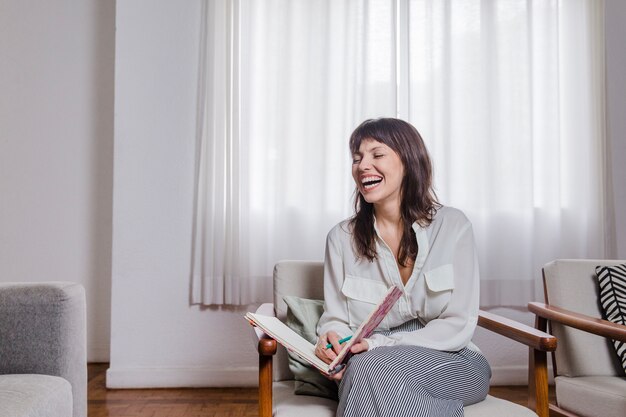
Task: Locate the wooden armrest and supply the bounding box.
[528,302,626,343]
[478,310,557,351]
[478,310,555,416]
[258,337,277,356]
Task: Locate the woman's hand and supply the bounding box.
[315,331,342,364]
[315,331,344,381]
[315,332,370,381]
[349,339,369,354]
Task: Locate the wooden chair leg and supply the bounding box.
[259,354,272,417]
[529,347,549,417]
[258,338,276,417]
[529,315,550,417]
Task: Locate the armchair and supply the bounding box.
[0,282,87,417]
[253,261,556,417]
[528,259,626,417]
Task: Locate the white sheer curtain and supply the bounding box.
[406,0,608,305]
[191,0,608,306]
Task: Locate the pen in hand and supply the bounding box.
[326,335,352,349]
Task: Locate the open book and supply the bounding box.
[245,285,403,376]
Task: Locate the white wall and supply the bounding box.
[0,0,115,362]
[107,0,257,387]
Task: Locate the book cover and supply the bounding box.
[246,285,403,376]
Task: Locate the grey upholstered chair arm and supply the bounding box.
[252,303,276,339]
[0,282,87,417]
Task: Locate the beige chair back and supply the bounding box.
[543,259,625,377]
[273,260,325,381]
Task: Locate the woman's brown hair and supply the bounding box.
[349,118,440,265]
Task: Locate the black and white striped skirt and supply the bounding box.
[337,319,491,417]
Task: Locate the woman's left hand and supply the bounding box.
[349,339,369,354]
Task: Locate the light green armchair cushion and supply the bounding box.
[283,296,338,400]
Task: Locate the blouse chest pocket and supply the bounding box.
[342,275,390,330]
[423,264,455,320]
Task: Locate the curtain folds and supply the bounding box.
[191,0,243,305]
[191,0,608,306]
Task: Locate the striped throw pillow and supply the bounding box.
[596,263,626,374]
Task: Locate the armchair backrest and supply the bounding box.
[542,259,625,377]
[273,260,325,381]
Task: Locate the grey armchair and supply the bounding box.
[253,261,557,417]
[0,282,87,417]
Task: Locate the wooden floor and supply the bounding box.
[89,363,554,416]
[89,364,257,417]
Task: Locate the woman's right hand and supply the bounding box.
[314,331,343,364]
[315,331,346,380]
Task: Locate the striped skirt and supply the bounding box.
[337,320,491,417]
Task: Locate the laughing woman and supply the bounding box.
[314,118,491,417]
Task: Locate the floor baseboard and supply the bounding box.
[105,366,258,389]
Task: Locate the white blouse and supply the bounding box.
[316,206,480,352]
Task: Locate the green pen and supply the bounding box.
[326,335,352,349]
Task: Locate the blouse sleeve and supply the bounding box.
[366,223,480,351]
[316,228,353,339]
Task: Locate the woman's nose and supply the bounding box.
[358,159,372,171]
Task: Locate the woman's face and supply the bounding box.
[352,138,405,207]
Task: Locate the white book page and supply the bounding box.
[246,313,331,374]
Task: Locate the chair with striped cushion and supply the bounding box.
[528,259,626,417]
[253,260,556,417]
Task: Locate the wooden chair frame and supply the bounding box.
[528,301,626,417]
[255,309,557,417]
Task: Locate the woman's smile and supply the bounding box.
[360,175,383,191]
